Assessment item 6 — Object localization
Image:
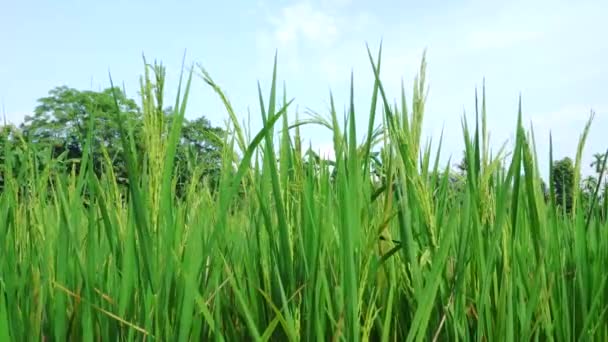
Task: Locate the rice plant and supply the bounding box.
[0,45,606,341]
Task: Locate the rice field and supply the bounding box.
[1,47,607,341]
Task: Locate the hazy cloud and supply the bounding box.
[269,2,340,47]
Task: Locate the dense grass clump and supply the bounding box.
[1,47,607,341]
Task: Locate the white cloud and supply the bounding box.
[269,2,340,47]
[252,0,608,172]
[255,2,351,77]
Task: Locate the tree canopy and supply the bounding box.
[552,157,575,213]
[4,85,225,193]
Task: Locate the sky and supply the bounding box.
[1,0,607,177]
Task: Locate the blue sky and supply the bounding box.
[1,0,607,177]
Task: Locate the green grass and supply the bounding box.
[1,46,607,341]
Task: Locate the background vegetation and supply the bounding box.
[0,48,607,341]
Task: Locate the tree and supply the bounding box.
[552,157,575,213]
[581,175,599,208]
[590,153,606,175]
[181,116,225,169]
[175,115,226,194]
[540,178,549,202]
[18,85,227,196]
[456,150,468,175]
[21,86,142,180]
[590,153,607,194]
[0,124,20,191]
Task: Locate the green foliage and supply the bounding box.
[21,85,141,181]
[176,115,226,193]
[8,82,225,193]
[0,49,607,341]
[24,86,141,146]
[552,156,575,213]
[591,153,607,176]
